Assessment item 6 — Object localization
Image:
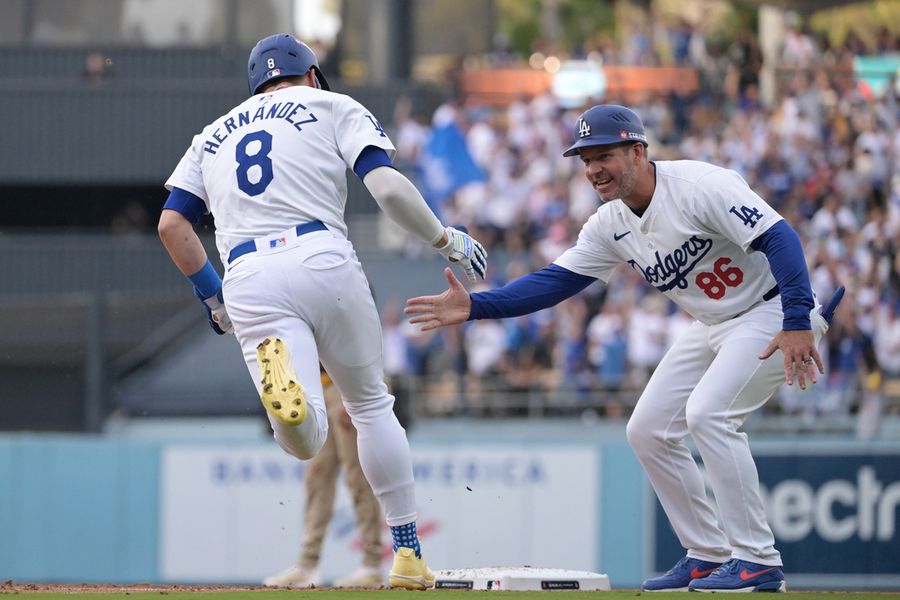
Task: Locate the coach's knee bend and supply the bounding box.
[626,412,668,455]
[685,405,723,439]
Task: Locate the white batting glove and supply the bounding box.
[436,226,488,283]
[194,287,234,335]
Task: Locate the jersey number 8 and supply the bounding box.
[235,131,274,196]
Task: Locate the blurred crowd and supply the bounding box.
[379,18,900,435]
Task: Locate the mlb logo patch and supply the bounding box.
[619,130,629,139]
[269,236,286,249]
[267,68,281,79]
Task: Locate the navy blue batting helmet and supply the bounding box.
[562,104,648,157]
[247,34,330,95]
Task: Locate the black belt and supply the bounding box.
[228,220,327,264]
[729,284,780,321]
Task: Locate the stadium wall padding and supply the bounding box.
[0,424,898,589]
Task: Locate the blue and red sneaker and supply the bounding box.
[641,556,723,592]
[688,558,786,593]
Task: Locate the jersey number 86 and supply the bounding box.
[695,257,744,299]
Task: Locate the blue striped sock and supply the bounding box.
[390,521,421,558]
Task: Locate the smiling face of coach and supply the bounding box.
[564,104,657,212]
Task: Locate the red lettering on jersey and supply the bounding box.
[694,257,744,300]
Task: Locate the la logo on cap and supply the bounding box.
[578,118,591,138]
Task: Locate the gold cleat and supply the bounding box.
[389,547,435,590]
[256,337,307,426]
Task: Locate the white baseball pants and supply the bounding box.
[222,228,417,526]
[626,298,828,566]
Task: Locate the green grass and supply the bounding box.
[7,591,900,599]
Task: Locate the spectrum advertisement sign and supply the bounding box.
[653,449,900,585]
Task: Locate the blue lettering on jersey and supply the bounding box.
[729,205,764,228]
[201,102,319,155]
[627,236,714,291]
[291,111,318,131]
[265,102,281,118]
[284,104,302,123]
[276,102,295,118]
[365,114,387,137]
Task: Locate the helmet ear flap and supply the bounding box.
[312,66,330,91]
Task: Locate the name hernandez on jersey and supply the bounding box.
[199,100,320,155]
[165,86,395,266]
[554,160,781,325]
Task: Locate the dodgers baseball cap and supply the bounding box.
[563,104,648,157]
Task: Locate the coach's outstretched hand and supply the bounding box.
[436,226,488,283]
[405,267,472,331]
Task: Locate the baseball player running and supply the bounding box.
[405,104,842,593]
[158,34,487,590]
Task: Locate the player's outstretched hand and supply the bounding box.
[405,267,472,331]
[436,226,488,283]
[759,329,822,390]
[194,287,234,335]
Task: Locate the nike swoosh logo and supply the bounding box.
[690,567,718,579]
[614,231,631,241]
[739,567,778,581]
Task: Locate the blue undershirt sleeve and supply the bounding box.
[469,264,597,320]
[187,260,222,299]
[750,219,814,330]
[353,146,394,180]
[163,187,207,226]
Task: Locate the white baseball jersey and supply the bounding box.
[554,160,782,325]
[165,85,420,529]
[165,85,395,266]
[558,160,829,568]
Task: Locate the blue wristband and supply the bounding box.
[188,260,222,299]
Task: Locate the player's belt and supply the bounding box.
[227,220,328,264]
[729,284,780,320]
